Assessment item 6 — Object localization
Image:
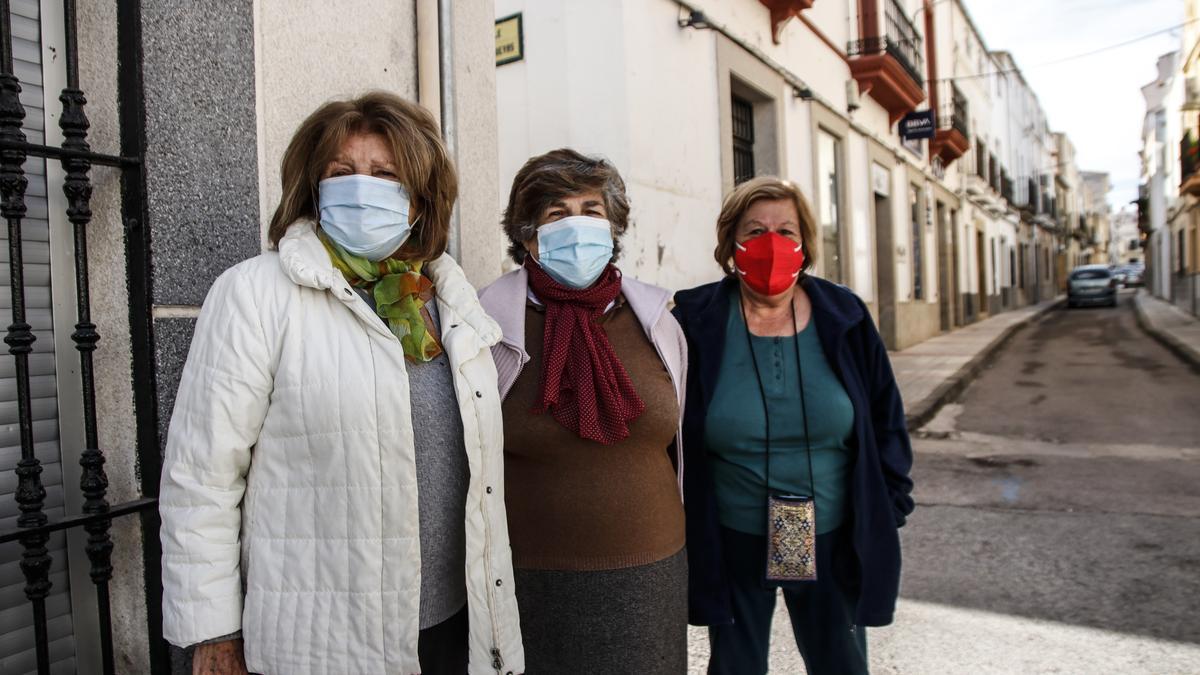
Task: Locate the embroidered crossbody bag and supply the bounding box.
[740,293,818,583]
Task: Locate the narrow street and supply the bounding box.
[689,290,1200,673]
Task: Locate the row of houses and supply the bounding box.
[1140,0,1200,317]
[495,0,1112,351]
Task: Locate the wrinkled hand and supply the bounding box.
[193,638,248,675]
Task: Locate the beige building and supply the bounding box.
[0,1,501,672]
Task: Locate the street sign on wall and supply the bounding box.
[900,110,936,141]
[496,13,524,66]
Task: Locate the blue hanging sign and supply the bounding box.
[900,110,936,141]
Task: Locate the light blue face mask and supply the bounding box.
[535,215,615,289]
[318,174,416,261]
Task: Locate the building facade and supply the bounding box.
[0,1,503,672]
[1141,50,1185,305]
[1163,0,1200,315]
[496,0,1082,350]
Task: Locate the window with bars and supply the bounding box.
[732,95,755,185]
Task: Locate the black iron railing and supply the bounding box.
[939,82,969,138]
[847,0,924,87]
[0,2,159,673]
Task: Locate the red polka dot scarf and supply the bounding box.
[524,257,646,444]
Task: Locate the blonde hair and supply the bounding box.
[713,176,818,276]
[268,92,457,262]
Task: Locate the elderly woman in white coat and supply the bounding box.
[159,92,524,675]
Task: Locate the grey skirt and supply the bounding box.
[514,548,688,675]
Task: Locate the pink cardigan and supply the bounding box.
[477,267,688,496]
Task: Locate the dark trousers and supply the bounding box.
[708,527,868,675]
[418,605,469,675]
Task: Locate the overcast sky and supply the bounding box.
[961,0,1184,210]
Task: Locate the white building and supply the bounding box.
[497,0,992,350]
[1111,208,1142,266]
[1140,50,1182,299]
[495,0,1078,349]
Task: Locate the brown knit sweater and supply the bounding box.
[502,299,685,571]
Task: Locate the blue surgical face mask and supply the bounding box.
[535,215,615,289]
[318,174,416,261]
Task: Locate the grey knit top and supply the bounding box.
[403,299,470,629]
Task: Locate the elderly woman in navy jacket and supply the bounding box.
[672,176,914,675]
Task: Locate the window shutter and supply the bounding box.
[0,0,78,672]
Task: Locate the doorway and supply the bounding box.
[874,192,896,349]
[976,229,987,319]
[936,201,952,331]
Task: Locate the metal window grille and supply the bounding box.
[0,1,161,673]
[847,0,924,87]
[732,95,755,185]
[882,0,923,86]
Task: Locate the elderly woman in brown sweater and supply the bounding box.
[478,148,688,673]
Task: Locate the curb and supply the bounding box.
[1131,291,1200,375]
[904,298,1064,431]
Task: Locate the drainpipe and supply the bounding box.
[417,0,440,122]
[438,0,460,259]
[415,0,460,259]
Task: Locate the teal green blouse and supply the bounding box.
[704,290,856,536]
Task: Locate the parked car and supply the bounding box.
[1123,265,1144,287]
[1068,265,1118,308]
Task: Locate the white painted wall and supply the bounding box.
[253,0,418,242]
[848,133,875,301]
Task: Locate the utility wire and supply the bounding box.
[937,16,1197,83]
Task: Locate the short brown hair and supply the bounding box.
[268,91,457,262]
[501,148,630,263]
[714,176,818,276]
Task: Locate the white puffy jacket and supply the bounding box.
[159,221,525,675]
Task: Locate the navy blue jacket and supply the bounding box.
[672,275,914,627]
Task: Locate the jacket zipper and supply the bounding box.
[449,317,507,673]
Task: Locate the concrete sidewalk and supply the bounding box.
[891,297,1063,429]
[1133,290,1200,371]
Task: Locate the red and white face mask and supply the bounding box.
[734,231,805,296]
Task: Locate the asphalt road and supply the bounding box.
[688,290,1200,673]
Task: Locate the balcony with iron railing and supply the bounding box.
[932,82,969,165]
[847,0,926,125]
[1181,129,1200,197]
